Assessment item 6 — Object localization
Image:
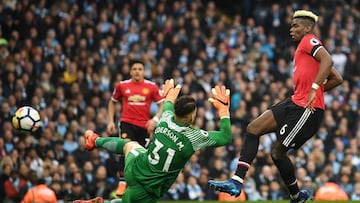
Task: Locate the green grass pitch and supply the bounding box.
[159,201,360,203]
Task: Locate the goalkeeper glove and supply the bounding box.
[162,79,181,103]
[208,85,230,118]
[162,79,175,97]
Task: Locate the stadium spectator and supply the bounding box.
[64,179,90,202]
[269,180,287,200]
[21,171,57,203]
[173,172,188,200]
[3,169,27,202]
[351,182,360,200]
[186,175,204,201]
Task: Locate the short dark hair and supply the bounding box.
[129,59,145,68]
[174,95,196,118]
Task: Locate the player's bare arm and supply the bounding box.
[107,99,117,134]
[313,47,333,86]
[305,47,333,109]
[324,67,343,92]
[146,78,176,135]
[146,101,164,137]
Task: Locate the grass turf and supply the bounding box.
[159,201,360,203]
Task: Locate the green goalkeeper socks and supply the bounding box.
[95,137,129,154]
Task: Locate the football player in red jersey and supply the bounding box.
[209,10,343,203]
[106,59,164,196]
[107,59,164,147]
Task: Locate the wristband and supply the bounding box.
[152,116,159,123]
[311,83,319,90]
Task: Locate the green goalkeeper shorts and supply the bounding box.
[122,148,157,203]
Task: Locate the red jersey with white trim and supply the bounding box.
[291,34,325,109]
[112,79,164,129]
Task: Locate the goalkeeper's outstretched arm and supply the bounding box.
[207,85,232,146]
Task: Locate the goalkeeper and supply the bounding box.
[79,79,233,203]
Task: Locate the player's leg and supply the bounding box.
[84,130,130,154]
[120,122,149,147]
[84,129,144,158]
[209,107,278,196]
[271,105,305,201]
[117,122,148,196]
[122,185,156,203]
[117,123,147,173]
[235,108,279,175]
[122,147,155,203]
[271,141,307,202]
[271,141,310,203]
[271,105,323,203]
[72,197,123,203]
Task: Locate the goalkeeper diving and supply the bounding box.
[78,79,233,203]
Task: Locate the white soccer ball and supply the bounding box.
[12,106,42,134]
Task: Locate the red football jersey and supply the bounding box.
[291,34,325,109]
[111,79,164,129]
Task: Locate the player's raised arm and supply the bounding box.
[208,85,230,119]
[207,85,232,146]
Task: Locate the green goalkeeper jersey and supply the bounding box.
[131,101,232,198]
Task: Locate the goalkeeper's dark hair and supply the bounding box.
[174,95,196,118]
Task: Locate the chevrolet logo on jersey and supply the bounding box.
[128,95,146,102]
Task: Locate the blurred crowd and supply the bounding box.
[0,0,359,202]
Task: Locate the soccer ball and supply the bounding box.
[12,106,42,134]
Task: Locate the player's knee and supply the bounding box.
[247,121,266,136]
[246,122,259,135]
[124,141,142,155]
